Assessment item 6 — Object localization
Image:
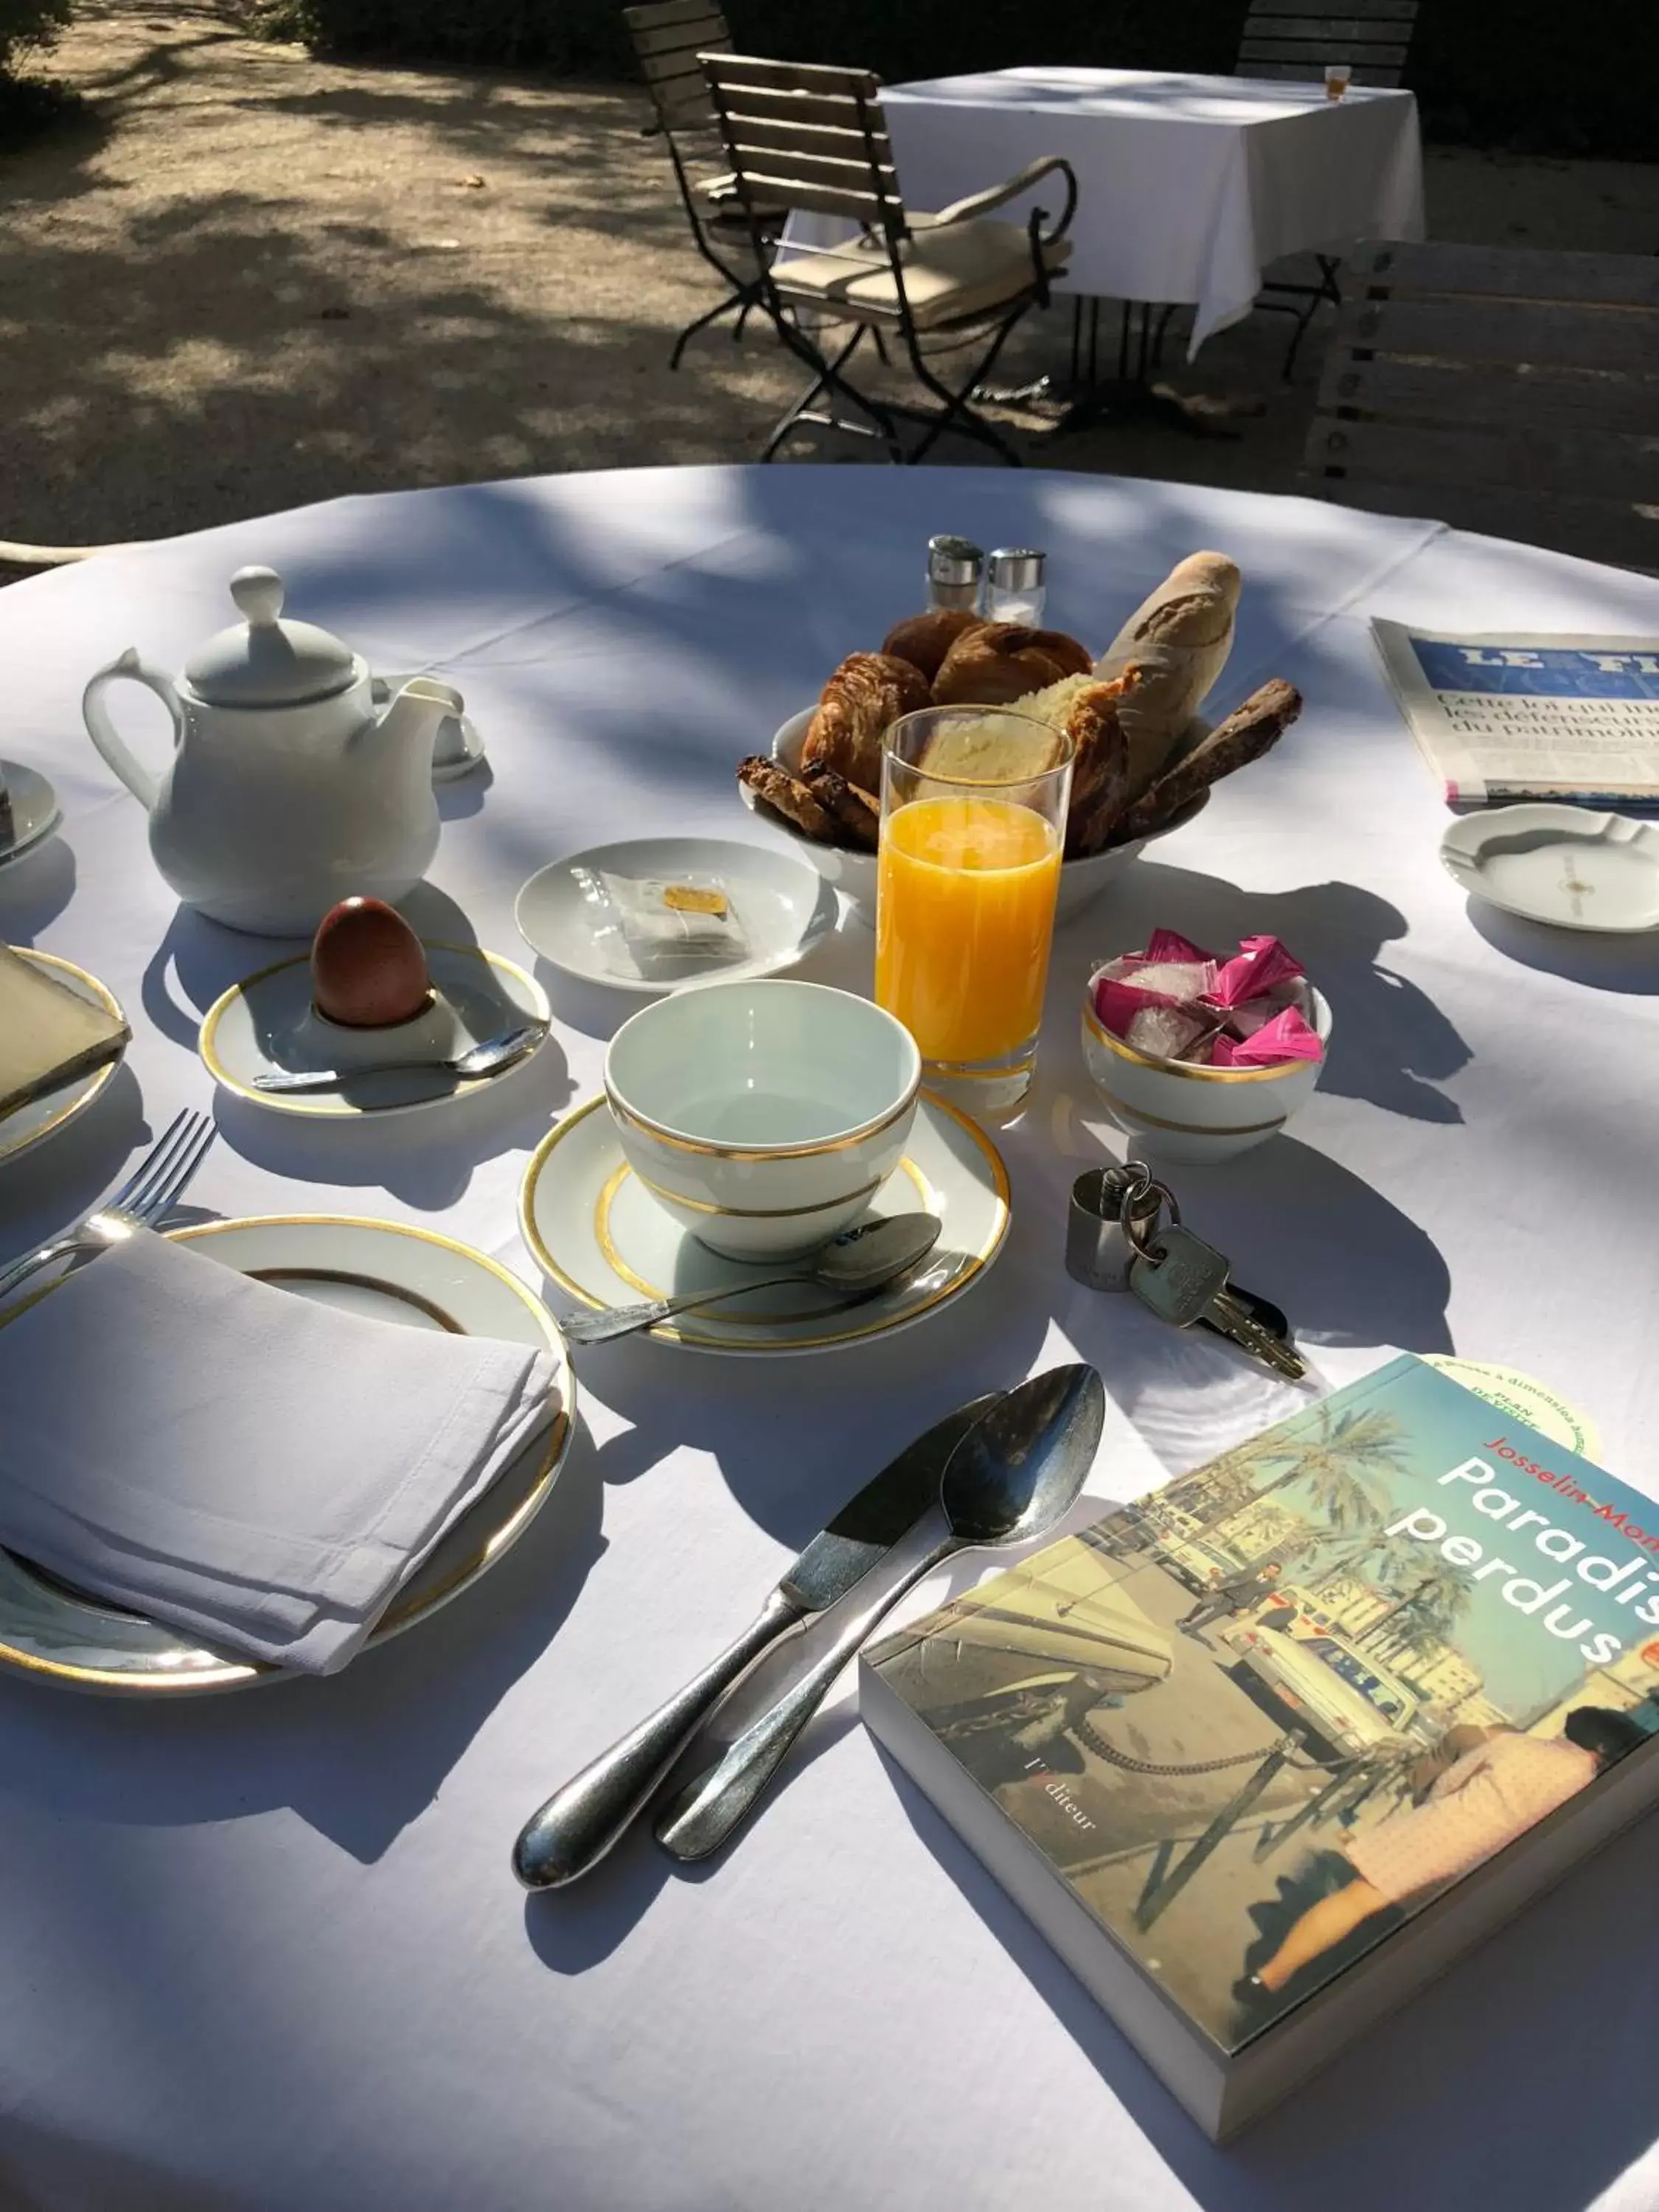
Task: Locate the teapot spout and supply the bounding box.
[365,676,461,770]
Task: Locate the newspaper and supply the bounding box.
[1371,619,1659,808]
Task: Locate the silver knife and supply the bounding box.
[511,1391,1000,1890]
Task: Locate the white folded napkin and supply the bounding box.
[0,1229,561,1674]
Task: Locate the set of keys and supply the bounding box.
[1065,1161,1307,1381]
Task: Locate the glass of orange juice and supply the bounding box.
[875,705,1073,1116]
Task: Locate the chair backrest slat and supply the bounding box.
[624,0,731,134]
[622,0,723,31]
[632,18,728,63]
[1238,0,1419,85]
[703,52,903,229]
[1302,239,1659,572]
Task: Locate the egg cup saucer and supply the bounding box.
[199,942,549,1118]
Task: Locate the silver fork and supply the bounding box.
[0,1110,218,1308]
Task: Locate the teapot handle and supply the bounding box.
[83,649,184,813]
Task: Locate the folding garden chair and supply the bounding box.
[700,53,1077,465]
[622,0,785,369]
[1237,0,1422,377]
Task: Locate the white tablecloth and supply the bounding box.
[878,69,1426,353]
[1,467,1657,2212]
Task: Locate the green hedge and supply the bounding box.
[257,0,1658,161]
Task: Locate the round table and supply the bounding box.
[2,468,1657,2212]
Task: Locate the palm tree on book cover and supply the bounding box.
[1173,1403,1411,1543]
[1356,1562,1474,1662]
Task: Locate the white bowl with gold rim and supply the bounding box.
[604,978,920,1260]
[1080,980,1332,1162]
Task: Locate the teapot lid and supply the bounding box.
[184,568,359,707]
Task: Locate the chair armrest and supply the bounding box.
[928,155,1078,243]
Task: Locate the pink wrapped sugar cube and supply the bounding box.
[1210,934,1305,1008]
[1225,979,1313,1038]
[1210,1006,1323,1068]
[1125,1005,1213,1061]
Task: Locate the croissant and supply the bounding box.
[931,622,1093,708]
[801,652,931,793]
[881,609,987,684]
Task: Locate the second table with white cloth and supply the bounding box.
[0,465,1657,2211]
[790,69,1425,355]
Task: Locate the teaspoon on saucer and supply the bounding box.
[558,1213,941,1346]
[251,1022,546,1096]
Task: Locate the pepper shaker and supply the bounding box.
[927,535,985,614]
[986,548,1047,627]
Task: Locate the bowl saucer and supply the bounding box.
[518,1091,1009,1354]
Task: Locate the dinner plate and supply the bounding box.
[515,835,838,993]
[0,760,62,870]
[1440,804,1659,932]
[0,951,126,1169]
[0,1215,574,1695]
[740,708,1208,925]
[198,942,550,1117]
[518,1090,1009,1353]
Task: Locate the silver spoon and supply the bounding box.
[559,1212,942,1346]
[654,1363,1106,1863]
[251,1023,546,1096]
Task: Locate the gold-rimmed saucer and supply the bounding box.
[0,1216,574,1695]
[199,942,550,1118]
[0,951,127,1169]
[518,1092,1010,1354]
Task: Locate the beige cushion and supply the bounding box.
[768,220,1071,330]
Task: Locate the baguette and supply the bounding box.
[737,755,838,844]
[803,765,880,851]
[1117,679,1301,842]
[1096,552,1242,799]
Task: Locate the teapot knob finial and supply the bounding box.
[229,566,285,629]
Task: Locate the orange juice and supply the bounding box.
[875,796,1062,1065]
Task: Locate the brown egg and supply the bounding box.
[310,897,431,1028]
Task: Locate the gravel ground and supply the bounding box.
[3,1,1657,548]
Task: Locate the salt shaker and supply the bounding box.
[986,548,1047,627]
[927,535,985,613]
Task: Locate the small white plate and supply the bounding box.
[0,1215,573,1695]
[515,836,838,995]
[198,942,549,1117]
[1441,805,1659,932]
[372,675,486,784]
[740,708,1208,926]
[0,951,126,1169]
[0,761,62,869]
[518,1091,1009,1353]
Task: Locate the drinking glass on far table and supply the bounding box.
[875,706,1072,1117]
[1324,61,1352,100]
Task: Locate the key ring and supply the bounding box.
[1124,1179,1180,1253]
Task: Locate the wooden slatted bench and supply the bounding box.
[1301,240,1659,574]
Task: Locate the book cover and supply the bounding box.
[864,1355,1659,2069]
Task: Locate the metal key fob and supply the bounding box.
[1065,1163,1164,1291]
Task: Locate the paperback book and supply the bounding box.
[861,1354,1659,2137]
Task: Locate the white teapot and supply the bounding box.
[83,566,455,936]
